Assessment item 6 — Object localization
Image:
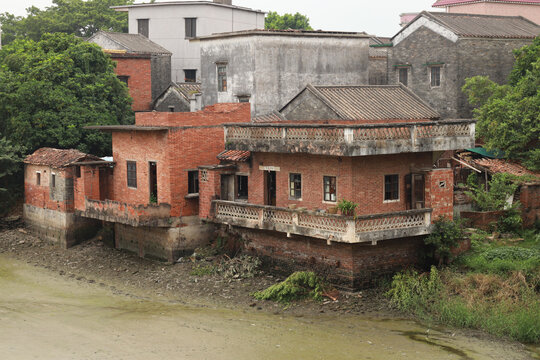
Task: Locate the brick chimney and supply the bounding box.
[214,0,232,4]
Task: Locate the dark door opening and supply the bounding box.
[406,173,425,209]
[220,174,234,201]
[265,171,276,206]
[149,162,157,203]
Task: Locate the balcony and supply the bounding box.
[224,120,475,156]
[80,198,172,227]
[213,200,432,244]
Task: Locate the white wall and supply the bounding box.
[127,4,263,83]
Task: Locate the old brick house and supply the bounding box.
[88,31,172,111]
[388,11,539,118]
[198,85,476,287]
[23,148,102,247]
[153,82,202,112]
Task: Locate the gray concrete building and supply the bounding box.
[196,29,372,117]
[388,11,540,118]
[112,1,265,84]
[153,82,202,112]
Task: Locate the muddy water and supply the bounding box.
[0,255,537,360]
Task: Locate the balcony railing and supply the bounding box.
[80,198,171,227]
[213,200,432,244]
[224,120,475,156]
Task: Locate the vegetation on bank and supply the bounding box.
[253,271,325,304]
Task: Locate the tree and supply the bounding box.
[265,11,313,31]
[0,0,133,45]
[463,37,540,171]
[0,33,133,156]
[0,137,22,216]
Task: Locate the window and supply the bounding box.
[137,19,149,38]
[184,69,197,82]
[398,67,408,86]
[237,95,250,103]
[236,175,248,200]
[118,76,129,86]
[430,66,441,87]
[289,173,302,199]
[188,170,199,194]
[323,176,337,202]
[75,166,81,178]
[36,172,41,186]
[168,106,175,112]
[51,174,56,188]
[384,174,399,201]
[185,18,197,38]
[217,64,227,92]
[127,161,137,188]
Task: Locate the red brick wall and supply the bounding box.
[248,152,432,215]
[425,168,454,221]
[113,56,152,112]
[24,164,73,212]
[199,168,222,219]
[74,165,113,211]
[519,183,540,228]
[135,103,251,127]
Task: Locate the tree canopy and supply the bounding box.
[463,37,540,171]
[0,0,133,45]
[0,32,133,157]
[265,11,313,31]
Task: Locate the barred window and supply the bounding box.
[323,176,337,202]
[217,65,227,92]
[384,174,399,201]
[236,175,248,199]
[188,171,199,194]
[127,161,137,188]
[431,66,441,87]
[398,67,408,86]
[289,173,302,199]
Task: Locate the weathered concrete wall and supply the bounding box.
[201,35,370,116]
[127,4,264,82]
[23,204,100,248]
[151,54,172,102]
[369,57,388,85]
[153,88,191,112]
[280,90,340,121]
[446,2,540,25]
[114,216,214,262]
[226,226,426,288]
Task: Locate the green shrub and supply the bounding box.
[337,199,357,216]
[497,205,523,233]
[386,266,442,312]
[424,217,464,266]
[466,173,518,212]
[483,247,540,261]
[253,271,325,304]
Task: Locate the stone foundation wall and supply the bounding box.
[114,216,215,262]
[23,204,100,248]
[224,226,426,289]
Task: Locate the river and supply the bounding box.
[0,255,537,360]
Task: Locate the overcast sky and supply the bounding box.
[1,0,443,37]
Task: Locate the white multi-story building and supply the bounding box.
[113,0,265,83]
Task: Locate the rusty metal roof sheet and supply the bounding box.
[24,148,101,168]
[420,11,540,38]
[472,158,539,177]
[286,84,440,120]
[217,150,251,162]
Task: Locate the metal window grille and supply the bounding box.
[217,65,227,92]
[384,174,399,201]
[188,171,199,194]
[323,176,337,202]
[431,66,441,87]
[289,173,302,199]
[127,161,137,188]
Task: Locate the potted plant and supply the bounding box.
[337,199,357,217]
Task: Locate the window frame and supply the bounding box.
[183,69,197,82]
[185,17,197,38]
[430,66,441,87]
[323,175,337,203]
[51,173,56,188]
[289,173,302,200]
[384,174,400,202]
[398,67,408,87]
[127,161,137,189]
[118,75,129,86]
[188,170,199,195]
[36,172,41,186]
[137,18,149,38]
[217,64,227,92]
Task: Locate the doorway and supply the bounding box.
[265,171,276,206]
[149,162,157,203]
[406,173,425,209]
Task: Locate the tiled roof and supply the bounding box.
[472,158,539,177]
[420,11,540,38]
[433,0,540,7]
[252,110,286,123]
[25,148,101,168]
[217,150,251,162]
[88,31,172,55]
[197,29,370,41]
[172,82,201,102]
[286,84,440,120]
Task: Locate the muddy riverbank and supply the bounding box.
[0,228,538,359]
